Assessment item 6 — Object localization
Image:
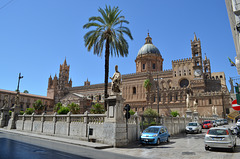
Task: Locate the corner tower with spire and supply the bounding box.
[47,58,72,102]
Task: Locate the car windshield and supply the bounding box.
[143,127,160,133]
[208,129,228,135]
[238,119,240,122]
[216,120,220,122]
[203,121,210,124]
[188,123,197,126]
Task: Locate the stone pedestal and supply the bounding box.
[0,107,9,128]
[7,105,21,129]
[192,111,199,122]
[186,109,193,118]
[103,94,127,147]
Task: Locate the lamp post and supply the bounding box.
[17,73,24,93]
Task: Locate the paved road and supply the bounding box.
[103,123,240,159]
[0,131,144,159]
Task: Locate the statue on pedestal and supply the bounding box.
[110,65,121,94]
[212,106,215,115]
[186,90,190,110]
[193,99,198,111]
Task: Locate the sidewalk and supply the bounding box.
[0,128,112,149]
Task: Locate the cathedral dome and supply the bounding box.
[137,33,161,56]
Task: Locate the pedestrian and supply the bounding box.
[232,119,233,123]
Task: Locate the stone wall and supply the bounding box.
[163,117,191,135]
[16,112,139,147]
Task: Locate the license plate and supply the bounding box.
[145,139,148,141]
[213,138,222,141]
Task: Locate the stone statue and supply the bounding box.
[214,106,217,115]
[212,106,215,114]
[186,90,190,109]
[110,65,121,93]
[2,95,9,109]
[193,99,198,111]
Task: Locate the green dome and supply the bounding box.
[137,33,161,56]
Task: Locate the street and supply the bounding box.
[0,131,143,159]
[1,124,240,159]
[103,123,240,159]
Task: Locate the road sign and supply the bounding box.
[232,99,240,111]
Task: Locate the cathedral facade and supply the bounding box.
[47,34,231,117]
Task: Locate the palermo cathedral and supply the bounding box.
[46,33,231,117]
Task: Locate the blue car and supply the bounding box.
[140,126,170,145]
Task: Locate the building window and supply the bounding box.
[153,63,155,69]
[220,75,223,78]
[159,95,161,102]
[195,53,198,56]
[179,71,181,76]
[142,107,144,111]
[20,104,23,111]
[133,87,136,94]
[143,64,145,70]
[154,96,156,102]
[175,94,178,101]
[174,71,176,77]
[135,107,137,111]
[189,69,191,75]
[99,95,101,101]
[209,99,212,104]
[169,94,172,101]
[27,105,29,108]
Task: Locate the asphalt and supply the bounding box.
[0,128,113,149]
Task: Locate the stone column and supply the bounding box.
[0,107,9,128]
[103,94,127,147]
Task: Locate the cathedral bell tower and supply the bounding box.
[47,58,72,103]
[203,54,211,79]
[191,33,203,79]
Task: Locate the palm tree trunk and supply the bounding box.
[104,38,110,111]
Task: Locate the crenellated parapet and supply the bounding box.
[172,58,193,64]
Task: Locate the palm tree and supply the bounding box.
[83,5,133,110]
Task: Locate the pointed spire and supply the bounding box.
[205,53,207,60]
[64,57,67,65]
[194,32,197,41]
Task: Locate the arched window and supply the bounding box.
[133,87,136,94]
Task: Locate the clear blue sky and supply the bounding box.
[0,0,237,96]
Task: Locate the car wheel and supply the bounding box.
[205,146,209,151]
[167,137,170,143]
[157,138,160,145]
[200,130,202,133]
[230,146,235,152]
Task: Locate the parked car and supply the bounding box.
[185,122,202,134]
[212,120,218,127]
[236,119,240,126]
[215,119,221,126]
[204,127,237,152]
[231,126,240,137]
[224,119,228,125]
[219,118,225,125]
[140,126,170,145]
[202,120,213,129]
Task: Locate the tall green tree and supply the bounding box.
[23,90,29,93]
[33,99,45,114]
[83,5,133,110]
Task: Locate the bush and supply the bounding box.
[19,111,24,115]
[90,103,105,114]
[33,99,45,114]
[171,111,179,117]
[57,106,70,114]
[129,109,135,115]
[67,102,80,114]
[25,108,34,115]
[54,102,62,112]
[143,108,158,117]
[9,111,12,116]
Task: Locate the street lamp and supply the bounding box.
[16,73,24,93]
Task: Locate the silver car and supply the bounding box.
[185,122,202,134]
[204,127,237,152]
